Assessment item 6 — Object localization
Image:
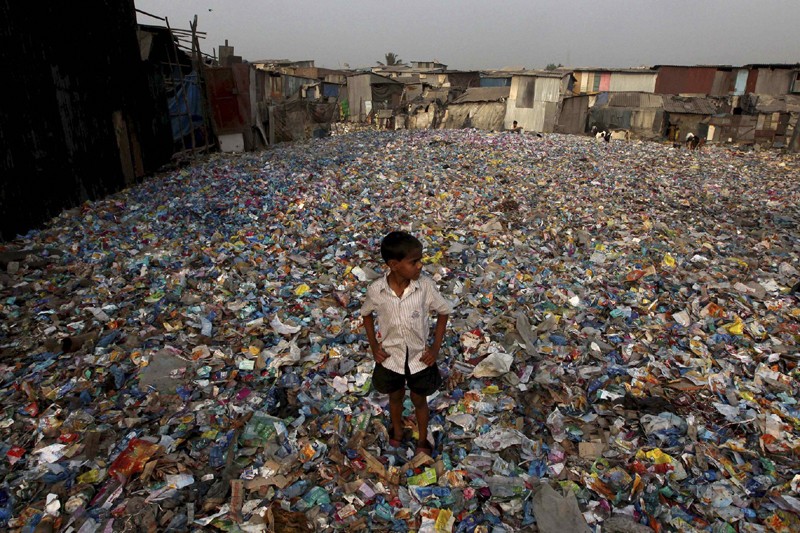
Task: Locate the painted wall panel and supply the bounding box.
[599,72,611,92]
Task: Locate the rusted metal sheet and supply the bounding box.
[555,95,590,134]
[205,66,249,135]
[745,70,758,94]
[655,66,718,94]
[710,70,735,96]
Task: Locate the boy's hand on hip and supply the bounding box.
[422,347,438,367]
[372,345,389,364]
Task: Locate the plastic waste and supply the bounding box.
[0,128,797,531]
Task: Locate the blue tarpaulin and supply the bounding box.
[322,83,340,98]
[169,72,204,142]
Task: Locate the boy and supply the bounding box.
[361,231,452,456]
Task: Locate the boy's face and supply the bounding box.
[390,248,423,281]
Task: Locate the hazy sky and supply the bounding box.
[135,1,800,70]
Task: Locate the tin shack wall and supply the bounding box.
[655,66,718,95]
[0,0,171,240]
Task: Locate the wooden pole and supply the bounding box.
[789,112,800,153]
[192,15,215,151]
[168,16,196,151]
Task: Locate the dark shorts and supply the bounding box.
[373,360,442,397]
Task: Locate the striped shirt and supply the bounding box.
[361,273,453,375]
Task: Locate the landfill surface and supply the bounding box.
[1,129,799,532]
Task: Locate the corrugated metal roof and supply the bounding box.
[741,63,800,69]
[394,74,422,85]
[480,69,566,78]
[750,94,800,113]
[653,64,734,69]
[359,73,402,85]
[662,96,719,114]
[606,92,663,108]
[374,65,412,72]
[452,87,510,103]
[572,67,657,74]
[513,70,567,79]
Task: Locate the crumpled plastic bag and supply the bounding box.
[270,314,301,335]
[474,427,529,451]
[472,352,513,377]
[532,483,592,533]
[641,411,688,442]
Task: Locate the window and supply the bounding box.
[791,71,800,93]
[592,75,601,92]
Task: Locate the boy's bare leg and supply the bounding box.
[388,389,405,442]
[410,391,430,450]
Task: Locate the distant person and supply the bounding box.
[362,231,452,457]
[686,132,701,150]
[510,120,523,134]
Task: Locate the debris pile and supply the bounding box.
[0,129,799,531]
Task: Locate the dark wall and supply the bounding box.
[0,1,173,241]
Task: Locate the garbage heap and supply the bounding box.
[0,129,799,532]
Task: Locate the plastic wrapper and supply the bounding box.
[0,129,798,531]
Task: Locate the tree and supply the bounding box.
[377,52,403,66]
[545,62,564,71]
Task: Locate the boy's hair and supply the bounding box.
[380,231,422,263]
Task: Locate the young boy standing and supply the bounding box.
[361,231,452,456]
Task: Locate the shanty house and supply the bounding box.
[402,87,453,130]
[721,93,800,147]
[290,66,348,85]
[441,87,510,130]
[662,95,725,141]
[372,64,413,78]
[587,92,665,140]
[443,71,481,89]
[345,73,403,122]
[504,71,572,132]
[2,2,175,239]
[480,71,514,87]
[743,64,800,95]
[555,95,592,135]
[411,60,447,70]
[571,68,657,95]
[654,65,746,96]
